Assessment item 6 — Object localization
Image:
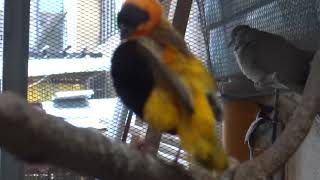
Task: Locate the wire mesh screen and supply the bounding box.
[200,0,320,79]
[25,0,205,178]
[185,1,209,67]
[26,0,312,178]
[0,0,4,170]
[26,0,125,179]
[193,0,320,148]
[0,0,3,91]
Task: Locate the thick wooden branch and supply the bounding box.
[0,50,319,180]
[0,92,194,180]
[144,126,162,155]
[231,49,320,180]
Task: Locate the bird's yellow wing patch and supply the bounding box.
[143,87,180,132]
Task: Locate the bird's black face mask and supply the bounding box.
[117,4,150,39]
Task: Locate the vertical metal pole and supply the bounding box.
[272,88,280,143]
[121,111,133,142]
[1,0,30,179]
[272,88,285,180]
[144,126,162,155]
[115,106,129,141]
[172,0,193,36]
[2,0,30,95]
[174,144,182,163]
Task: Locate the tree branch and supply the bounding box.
[0,50,319,180]
[0,92,193,180]
[231,49,320,180]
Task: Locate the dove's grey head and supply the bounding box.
[228,25,251,49]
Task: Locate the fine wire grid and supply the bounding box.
[25,0,194,178]
[21,0,320,179]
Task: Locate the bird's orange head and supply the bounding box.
[117,0,163,40]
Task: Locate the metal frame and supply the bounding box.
[2,0,30,95]
[122,111,133,142]
[172,0,193,36]
[1,0,31,179]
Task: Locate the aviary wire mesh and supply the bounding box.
[22,0,320,179]
[0,0,3,92]
[24,0,201,178]
[0,0,5,170]
[199,0,320,79]
[195,0,320,147]
[26,0,125,179]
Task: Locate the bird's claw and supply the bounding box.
[254,72,289,90]
[269,72,289,89]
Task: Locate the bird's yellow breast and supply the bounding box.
[143,44,217,132]
[143,42,228,171]
[161,44,216,92]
